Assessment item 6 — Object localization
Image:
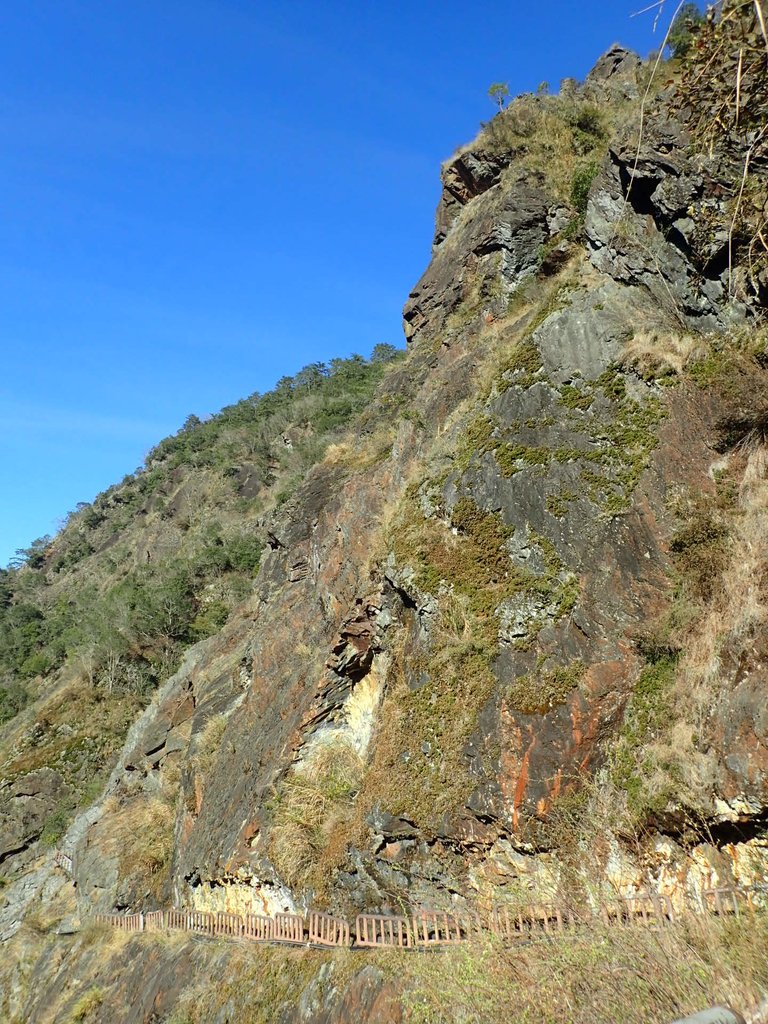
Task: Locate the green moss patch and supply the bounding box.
[609,654,680,820]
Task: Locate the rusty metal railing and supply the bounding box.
[308,911,350,947]
[167,909,216,934]
[271,913,305,943]
[411,910,479,946]
[95,912,144,932]
[700,887,753,916]
[355,913,412,948]
[490,902,577,938]
[90,883,764,950]
[519,902,577,935]
[600,893,674,928]
[244,913,273,940]
[214,911,244,937]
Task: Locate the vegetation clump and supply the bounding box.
[609,653,680,820]
[66,986,104,1023]
[268,737,364,894]
[569,159,600,215]
[480,92,610,204]
[668,2,706,58]
[491,339,543,394]
[506,659,585,714]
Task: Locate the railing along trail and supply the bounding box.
[91,884,762,951]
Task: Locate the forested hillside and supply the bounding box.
[0,346,402,855]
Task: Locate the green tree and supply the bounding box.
[0,679,29,725]
[370,343,401,363]
[488,82,510,112]
[293,362,328,390]
[9,535,51,570]
[668,3,705,58]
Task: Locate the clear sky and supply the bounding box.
[0,0,670,566]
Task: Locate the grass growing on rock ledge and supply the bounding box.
[98,794,176,904]
[459,325,667,519]
[506,658,585,715]
[478,91,612,203]
[268,736,364,896]
[603,322,768,825]
[66,987,103,1024]
[608,653,680,821]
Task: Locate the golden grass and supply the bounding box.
[189,712,227,778]
[97,794,175,903]
[469,93,625,203]
[66,987,103,1024]
[607,435,768,818]
[622,329,705,377]
[675,446,767,761]
[0,674,142,782]
[268,736,364,894]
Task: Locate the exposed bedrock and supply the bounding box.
[585,106,768,320]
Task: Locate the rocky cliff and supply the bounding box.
[1,12,768,1024]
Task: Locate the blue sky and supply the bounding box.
[0,1,670,565]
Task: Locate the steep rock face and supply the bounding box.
[42,72,761,936]
[583,44,642,101]
[432,149,510,246]
[403,169,551,343]
[0,768,67,867]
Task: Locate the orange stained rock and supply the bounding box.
[511,742,533,828]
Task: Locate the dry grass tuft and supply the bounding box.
[679,446,768,699]
[66,986,103,1024]
[98,794,175,903]
[609,435,768,819]
[622,329,705,378]
[268,736,364,893]
[190,712,227,778]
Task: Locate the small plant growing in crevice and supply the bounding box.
[66,987,103,1023]
[570,160,600,216]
